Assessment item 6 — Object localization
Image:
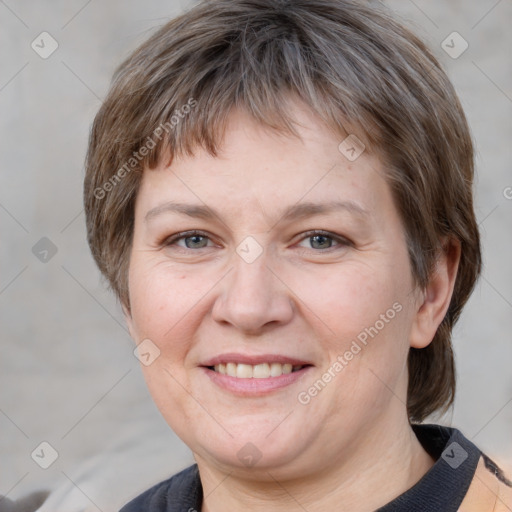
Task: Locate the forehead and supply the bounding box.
[135,105,393,227]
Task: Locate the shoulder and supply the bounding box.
[409,424,511,511]
[460,454,512,512]
[119,464,201,512]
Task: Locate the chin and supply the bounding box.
[177,415,313,473]
[201,438,309,475]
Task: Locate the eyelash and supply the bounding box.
[162,230,352,252]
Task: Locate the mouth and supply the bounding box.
[208,362,307,378]
[200,354,313,395]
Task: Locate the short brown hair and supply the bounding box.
[84,0,482,422]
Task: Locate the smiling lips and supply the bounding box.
[213,362,304,379]
[201,354,312,393]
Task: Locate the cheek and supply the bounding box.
[128,263,208,436]
[288,260,407,342]
[289,261,412,396]
[128,260,213,355]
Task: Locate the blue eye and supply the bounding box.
[181,234,209,249]
[163,230,350,252]
[297,231,348,251]
[306,234,335,250]
[164,231,213,249]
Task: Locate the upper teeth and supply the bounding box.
[214,362,302,378]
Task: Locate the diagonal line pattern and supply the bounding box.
[478,205,499,226]
[472,61,512,105]
[0,202,29,233]
[61,61,101,101]
[367,367,406,406]
[0,473,30,503]
[266,472,311,511]
[60,208,84,233]
[407,0,439,29]
[0,0,29,28]
[0,62,29,92]
[164,267,234,336]
[61,369,132,439]
[471,0,503,30]
[61,265,129,334]
[472,469,512,511]
[0,265,28,296]
[0,408,29,439]
[61,0,93,29]
[265,410,294,438]
[61,471,104,511]
[482,276,512,309]
[471,395,512,441]
[163,367,234,438]
[203,471,233,500]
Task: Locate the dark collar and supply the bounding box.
[120,424,481,512]
[376,424,481,511]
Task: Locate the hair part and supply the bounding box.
[84,0,482,422]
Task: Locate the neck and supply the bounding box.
[197,414,435,512]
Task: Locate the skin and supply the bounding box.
[124,102,460,511]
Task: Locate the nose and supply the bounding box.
[211,249,294,335]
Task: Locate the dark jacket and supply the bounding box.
[120,424,512,511]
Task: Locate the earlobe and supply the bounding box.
[409,239,461,349]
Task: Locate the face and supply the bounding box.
[126,103,423,479]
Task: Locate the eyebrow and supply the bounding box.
[144,200,369,225]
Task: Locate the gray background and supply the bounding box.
[1,0,511,510]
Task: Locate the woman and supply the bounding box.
[84,0,512,510]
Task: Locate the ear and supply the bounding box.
[409,238,461,349]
